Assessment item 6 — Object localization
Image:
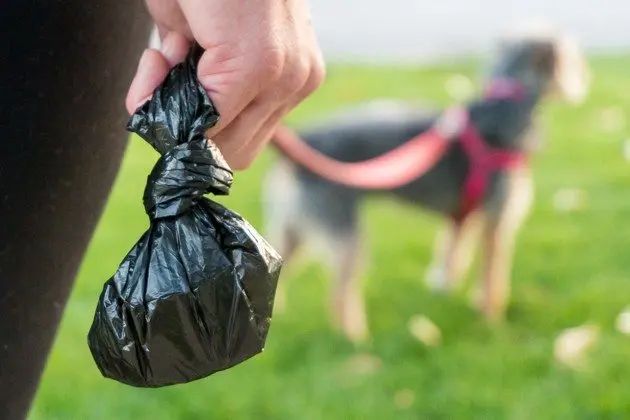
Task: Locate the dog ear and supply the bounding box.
[550,35,591,104]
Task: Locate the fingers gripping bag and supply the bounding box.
[88,46,282,387]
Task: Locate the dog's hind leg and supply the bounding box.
[426,213,482,292]
[329,230,369,343]
[479,170,533,321]
[263,161,304,312]
[265,159,367,338]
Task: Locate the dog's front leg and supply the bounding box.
[330,233,368,343]
[480,170,533,321]
[426,214,481,292]
[480,217,516,321]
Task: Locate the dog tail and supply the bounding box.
[271,124,451,190]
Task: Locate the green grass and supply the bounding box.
[31,56,630,419]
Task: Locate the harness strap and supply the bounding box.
[484,78,527,101]
[455,114,526,220]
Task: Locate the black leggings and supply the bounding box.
[0,2,151,418]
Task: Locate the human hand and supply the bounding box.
[126,0,325,169]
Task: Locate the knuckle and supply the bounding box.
[258,47,286,81]
[282,58,311,94]
[302,58,326,95]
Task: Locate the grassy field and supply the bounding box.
[31,56,630,419]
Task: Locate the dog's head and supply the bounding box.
[490,23,591,104]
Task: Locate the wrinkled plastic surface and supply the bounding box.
[88,46,282,388]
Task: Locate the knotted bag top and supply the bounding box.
[128,45,232,219]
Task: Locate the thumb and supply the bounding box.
[125,49,171,115]
[126,33,193,114]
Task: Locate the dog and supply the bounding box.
[264,26,590,342]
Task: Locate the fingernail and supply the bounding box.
[128,50,156,112]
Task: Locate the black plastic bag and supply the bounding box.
[88,46,282,387]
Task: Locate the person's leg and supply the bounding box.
[0,2,151,418]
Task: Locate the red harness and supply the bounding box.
[454,78,527,219]
[271,79,527,221]
[454,111,525,220]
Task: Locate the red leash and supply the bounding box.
[272,125,450,190]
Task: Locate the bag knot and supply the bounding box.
[143,139,233,219]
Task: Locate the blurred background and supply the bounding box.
[31,1,630,418]
[312,0,630,62]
